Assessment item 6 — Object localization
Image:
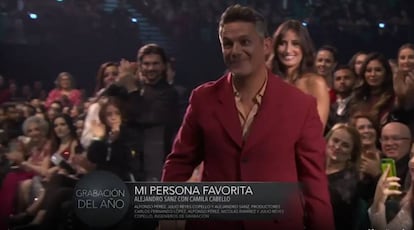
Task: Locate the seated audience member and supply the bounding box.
[325,123,367,230]
[0,116,51,229]
[4,104,24,140]
[348,52,395,126]
[348,51,368,88]
[32,81,47,101]
[9,114,88,230]
[326,66,357,133]
[392,43,414,137]
[46,102,62,123]
[314,45,338,89]
[351,115,382,180]
[368,121,414,230]
[380,116,412,190]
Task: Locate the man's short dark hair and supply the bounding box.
[219,4,269,38]
[318,45,338,62]
[334,65,356,76]
[137,43,168,64]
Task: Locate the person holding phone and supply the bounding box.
[367,113,414,229]
[369,159,414,230]
[380,117,413,190]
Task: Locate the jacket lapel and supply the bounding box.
[214,74,243,149]
[243,73,284,153]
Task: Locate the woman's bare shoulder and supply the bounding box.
[301,73,328,87]
[295,73,328,92]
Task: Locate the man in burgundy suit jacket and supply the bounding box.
[162,4,334,230]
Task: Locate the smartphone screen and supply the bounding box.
[51,153,63,166]
[381,158,397,178]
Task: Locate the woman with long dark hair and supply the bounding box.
[349,52,395,126]
[267,20,330,128]
[325,123,364,230]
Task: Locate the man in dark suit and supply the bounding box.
[162,4,334,230]
[326,66,357,133]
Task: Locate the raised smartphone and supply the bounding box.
[381,158,397,178]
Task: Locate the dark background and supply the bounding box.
[1,0,413,95]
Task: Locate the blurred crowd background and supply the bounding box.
[0,0,413,94]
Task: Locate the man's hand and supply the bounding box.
[117,59,137,86]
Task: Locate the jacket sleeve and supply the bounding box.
[161,89,203,182]
[295,97,335,230]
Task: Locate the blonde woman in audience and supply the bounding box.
[394,43,414,110]
[397,43,414,74]
[45,72,82,108]
[394,43,414,154]
[268,20,330,128]
[0,116,51,229]
[325,123,364,230]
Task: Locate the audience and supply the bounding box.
[0,2,413,229]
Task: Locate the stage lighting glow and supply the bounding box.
[131,18,138,23]
[302,22,308,27]
[379,23,385,28]
[29,13,38,19]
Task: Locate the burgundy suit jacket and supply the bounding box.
[162,72,334,230]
